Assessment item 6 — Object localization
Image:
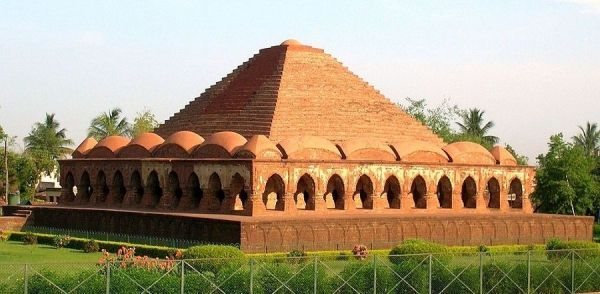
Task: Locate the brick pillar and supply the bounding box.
[373,190,387,211]
[142,188,156,208]
[59,187,72,204]
[475,192,487,211]
[400,190,412,211]
[89,184,102,205]
[177,187,194,210]
[247,191,265,216]
[314,193,327,211]
[499,190,509,212]
[344,191,356,211]
[158,186,174,210]
[220,189,235,213]
[283,192,297,213]
[76,185,89,204]
[426,193,439,210]
[522,194,533,213]
[452,191,463,211]
[121,184,136,208]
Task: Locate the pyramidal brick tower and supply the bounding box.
[155,39,444,146]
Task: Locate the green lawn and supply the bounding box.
[0,241,102,264]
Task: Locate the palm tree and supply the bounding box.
[88,108,130,140]
[456,108,499,147]
[24,113,74,159]
[573,122,600,157]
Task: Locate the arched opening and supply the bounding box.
[112,171,126,204]
[437,176,452,209]
[207,173,225,211]
[295,174,316,210]
[146,171,162,208]
[168,172,183,209]
[130,170,144,205]
[411,176,427,209]
[354,175,374,209]
[508,178,523,209]
[384,176,401,209]
[486,177,501,209]
[78,171,92,203]
[461,176,477,209]
[188,172,203,209]
[96,171,109,203]
[325,174,345,209]
[64,172,75,202]
[230,173,248,211]
[263,174,285,211]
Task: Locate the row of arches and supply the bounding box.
[262,173,524,211]
[62,170,249,212]
[62,169,525,213]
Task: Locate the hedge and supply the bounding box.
[5,231,176,258]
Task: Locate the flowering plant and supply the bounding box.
[352,244,368,260]
[52,235,71,248]
[97,246,183,271]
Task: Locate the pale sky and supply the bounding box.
[1,0,599,164]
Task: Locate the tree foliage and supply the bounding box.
[400,98,461,143]
[130,109,159,138]
[531,133,600,215]
[456,108,499,148]
[505,144,529,166]
[573,122,600,157]
[88,108,130,140]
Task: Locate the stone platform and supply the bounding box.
[4,206,593,253]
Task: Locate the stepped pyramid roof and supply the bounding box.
[155,39,443,146]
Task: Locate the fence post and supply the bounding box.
[313,256,318,294]
[249,258,254,294]
[479,252,483,294]
[429,254,432,294]
[527,250,531,294]
[105,261,110,294]
[571,251,575,294]
[180,260,185,294]
[23,264,28,294]
[373,255,377,294]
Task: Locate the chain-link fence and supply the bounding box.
[1,249,600,293]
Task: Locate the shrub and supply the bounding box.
[336,252,350,261]
[83,239,100,253]
[52,235,71,248]
[22,232,37,245]
[185,245,245,273]
[546,238,600,260]
[389,239,447,265]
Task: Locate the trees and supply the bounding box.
[130,109,159,138]
[531,134,599,215]
[88,108,130,140]
[573,122,600,157]
[400,98,461,143]
[456,108,499,148]
[24,113,73,161]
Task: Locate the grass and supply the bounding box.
[0,241,102,264]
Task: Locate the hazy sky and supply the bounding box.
[1,0,599,164]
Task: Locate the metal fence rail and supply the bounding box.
[1,249,600,293]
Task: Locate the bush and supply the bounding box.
[83,239,100,253]
[546,238,600,260]
[336,252,350,261]
[22,232,38,245]
[185,245,245,273]
[389,239,447,265]
[477,244,489,253]
[352,244,368,260]
[52,235,71,248]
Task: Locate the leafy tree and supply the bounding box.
[504,144,529,165]
[456,108,499,148]
[24,113,73,161]
[130,109,159,138]
[573,122,600,157]
[531,134,600,215]
[88,108,130,140]
[400,98,461,143]
[0,150,38,200]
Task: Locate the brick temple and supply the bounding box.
[44,39,592,252]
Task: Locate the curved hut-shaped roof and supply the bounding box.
[490,146,518,166]
[392,140,449,163]
[442,141,496,165]
[234,135,282,159]
[118,133,164,158]
[338,139,396,161]
[278,136,342,160]
[72,137,98,158]
[86,136,130,158]
[192,131,247,158]
[153,131,204,158]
